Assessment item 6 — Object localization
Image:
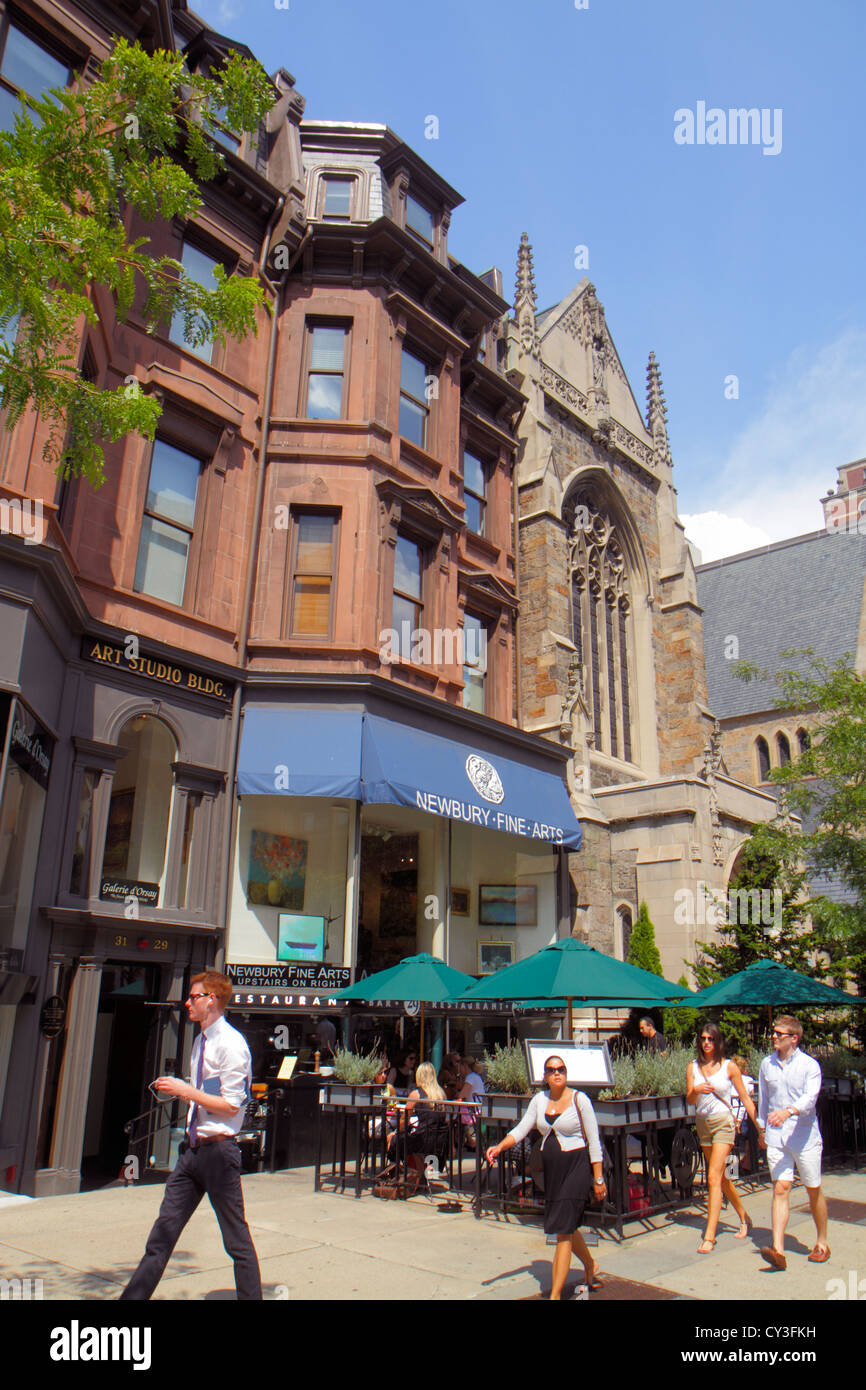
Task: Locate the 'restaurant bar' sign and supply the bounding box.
[82,638,233,702]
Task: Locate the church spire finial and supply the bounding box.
[514,232,538,355]
[646,350,672,465]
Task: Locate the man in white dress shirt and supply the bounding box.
[757,1015,829,1270]
[120,971,262,1299]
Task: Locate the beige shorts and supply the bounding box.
[696,1111,736,1147]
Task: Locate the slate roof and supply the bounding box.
[696,529,866,719]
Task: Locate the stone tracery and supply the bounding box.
[564,492,634,763]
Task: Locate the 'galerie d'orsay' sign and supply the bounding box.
[82,638,233,702]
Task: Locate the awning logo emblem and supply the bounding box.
[465,754,505,804]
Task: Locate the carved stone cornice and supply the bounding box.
[376,479,463,542]
[540,364,590,420]
[457,567,518,612]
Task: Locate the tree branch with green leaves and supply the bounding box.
[0,39,276,485]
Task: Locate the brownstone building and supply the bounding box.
[0,0,580,1195]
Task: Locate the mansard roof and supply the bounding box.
[696,529,866,718]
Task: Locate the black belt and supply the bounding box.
[186,1134,236,1148]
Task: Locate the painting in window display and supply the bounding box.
[247,830,307,909]
[102,789,134,875]
[450,888,470,916]
[478,884,537,926]
[277,913,325,962]
[478,940,515,975]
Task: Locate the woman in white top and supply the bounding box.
[686,1023,760,1254]
[486,1054,606,1300]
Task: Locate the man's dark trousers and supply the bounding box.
[120,1140,262,1300]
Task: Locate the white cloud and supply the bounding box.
[195,0,242,25]
[680,511,771,564]
[682,329,866,560]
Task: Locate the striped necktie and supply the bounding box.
[189,1036,205,1144]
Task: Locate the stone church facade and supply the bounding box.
[501,235,778,983]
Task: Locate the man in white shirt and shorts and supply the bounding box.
[757,1015,829,1269]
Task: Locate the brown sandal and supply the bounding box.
[807,1245,831,1263]
[760,1246,787,1270]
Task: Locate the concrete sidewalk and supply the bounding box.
[1,1164,864,1301]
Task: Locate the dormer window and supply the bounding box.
[319,175,357,221]
[405,193,435,247]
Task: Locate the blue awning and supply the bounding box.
[362,713,581,850]
[236,708,363,799]
[237,708,581,851]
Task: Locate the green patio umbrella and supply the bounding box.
[673,959,865,1010]
[457,938,692,1035]
[332,953,478,1060]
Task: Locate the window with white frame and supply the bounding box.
[462,449,487,536]
[170,241,224,364]
[399,346,431,449]
[462,612,488,712]
[392,534,424,657]
[319,174,357,221]
[134,438,202,607]
[302,323,348,419]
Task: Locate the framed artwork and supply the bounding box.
[247,830,307,910]
[102,788,134,874]
[278,913,326,962]
[477,940,515,975]
[450,888,470,916]
[522,1038,614,1088]
[479,884,537,927]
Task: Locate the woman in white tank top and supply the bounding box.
[686,1023,761,1254]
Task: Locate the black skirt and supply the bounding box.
[541,1134,593,1235]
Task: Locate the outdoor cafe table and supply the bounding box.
[315,1087,483,1200]
[472,1091,709,1237]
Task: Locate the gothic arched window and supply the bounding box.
[755,736,770,781]
[565,492,634,762]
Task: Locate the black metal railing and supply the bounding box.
[122,1101,177,1182]
[315,1092,482,1202]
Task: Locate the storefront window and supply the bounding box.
[69,767,99,896]
[100,716,177,896]
[448,821,558,977]
[230,796,352,965]
[0,699,55,955]
[176,792,200,908]
[358,803,441,976]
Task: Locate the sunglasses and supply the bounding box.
[545,1066,566,1074]
[772,1030,794,1038]
[187,992,211,1002]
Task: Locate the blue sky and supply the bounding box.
[195,0,866,559]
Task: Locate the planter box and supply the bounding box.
[477,1093,530,1122]
[592,1094,692,1128]
[477,1092,693,1128]
[821,1077,858,1098]
[318,1083,384,1109]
